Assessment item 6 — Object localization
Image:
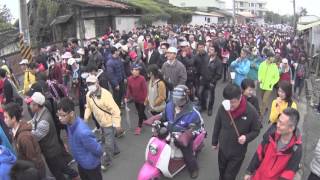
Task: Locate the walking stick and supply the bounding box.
[226,111,240,137]
[222,100,240,137]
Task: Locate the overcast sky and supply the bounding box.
[2,0,320,21]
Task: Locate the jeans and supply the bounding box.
[134,102,147,127]
[78,164,102,180]
[101,127,120,165]
[218,150,245,180]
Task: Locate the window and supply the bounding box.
[240,2,243,6]
[259,3,262,8]
[207,17,211,23]
[251,3,254,7]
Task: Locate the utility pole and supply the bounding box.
[19,0,31,46]
[293,0,297,36]
[233,0,236,24]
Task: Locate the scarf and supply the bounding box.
[230,96,247,120]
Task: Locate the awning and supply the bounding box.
[298,20,320,31]
[50,14,73,26]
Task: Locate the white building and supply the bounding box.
[234,0,267,17]
[169,0,226,10]
[189,11,224,25]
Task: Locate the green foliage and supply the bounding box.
[0,5,13,31]
[264,11,294,25]
[127,0,192,24]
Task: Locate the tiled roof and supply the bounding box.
[71,0,129,9]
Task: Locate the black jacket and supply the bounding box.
[194,53,210,83]
[212,102,261,156]
[208,57,223,85]
[146,50,161,67]
[177,55,196,82]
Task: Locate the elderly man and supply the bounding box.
[161,47,187,92]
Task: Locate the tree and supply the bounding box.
[0,5,13,31]
[299,7,307,16]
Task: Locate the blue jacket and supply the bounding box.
[0,126,14,154]
[162,101,202,132]
[230,58,250,86]
[0,145,16,180]
[67,117,103,170]
[247,56,263,81]
[106,57,126,87]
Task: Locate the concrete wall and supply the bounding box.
[84,19,96,39]
[311,25,320,53]
[189,15,218,26]
[152,20,167,27]
[0,43,20,57]
[115,16,139,33]
[169,0,225,9]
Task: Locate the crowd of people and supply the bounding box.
[0,22,318,180]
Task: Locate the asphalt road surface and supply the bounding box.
[98,81,275,180]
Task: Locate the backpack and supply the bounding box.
[296,65,305,79]
[47,80,68,101]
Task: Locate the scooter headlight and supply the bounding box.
[149,144,158,155]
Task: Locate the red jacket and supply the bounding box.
[126,75,147,104]
[247,125,302,180]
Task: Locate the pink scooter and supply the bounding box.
[137,120,206,180]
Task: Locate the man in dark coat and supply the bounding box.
[212,84,261,180]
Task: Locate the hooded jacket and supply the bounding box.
[247,125,302,180]
[0,145,16,180]
[230,58,251,86]
[13,121,45,178]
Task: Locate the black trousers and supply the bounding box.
[112,80,125,108]
[223,63,228,81]
[218,150,245,180]
[175,140,198,174]
[308,172,320,180]
[78,164,103,180]
[45,153,78,180]
[199,83,216,110]
[135,102,147,127]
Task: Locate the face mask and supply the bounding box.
[88,84,97,92]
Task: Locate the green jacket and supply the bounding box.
[258,60,280,91]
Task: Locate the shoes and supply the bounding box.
[207,109,213,116]
[113,151,120,158]
[101,163,112,171]
[190,169,199,179]
[135,127,141,135]
[92,127,98,133]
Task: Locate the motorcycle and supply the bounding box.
[137,120,206,180]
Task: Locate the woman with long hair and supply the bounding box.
[269,81,297,124]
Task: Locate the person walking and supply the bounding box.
[198,45,223,116]
[106,47,126,108]
[244,108,302,180]
[269,81,297,124]
[57,98,103,180]
[230,48,251,86]
[258,50,280,116]
[161,47,187,92]
[84,75,122,171]
[3,102,46,179]
[125,64,148,135]
[145,65,167,115]
[212,84,261,180]
[28,92,79,180]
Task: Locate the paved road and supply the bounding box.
[98,81,287,180]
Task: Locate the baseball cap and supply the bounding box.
[26,92,45,105]
[19,59,29,65]
[77,48,85,55]
[131,63,142,70]
[129,51,138,60]
[282,58,288,64]
[61,52,73,59]
[180,41,189,47]
[86,75,98,83]
[167,47,178,54]
[67,58,76,65]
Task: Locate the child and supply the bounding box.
[125,64,147,135]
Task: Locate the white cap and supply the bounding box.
[86,75,98,83]
[67,58,76,65]
[61,52,73,59]
[180,41,189,47]
[282,58,288,64]
[77,48,85,55]
[167,47,178,54]
[30,92,45,105]
[113,43,122,50]
[121,45,128,53]
[19,59,29,65]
